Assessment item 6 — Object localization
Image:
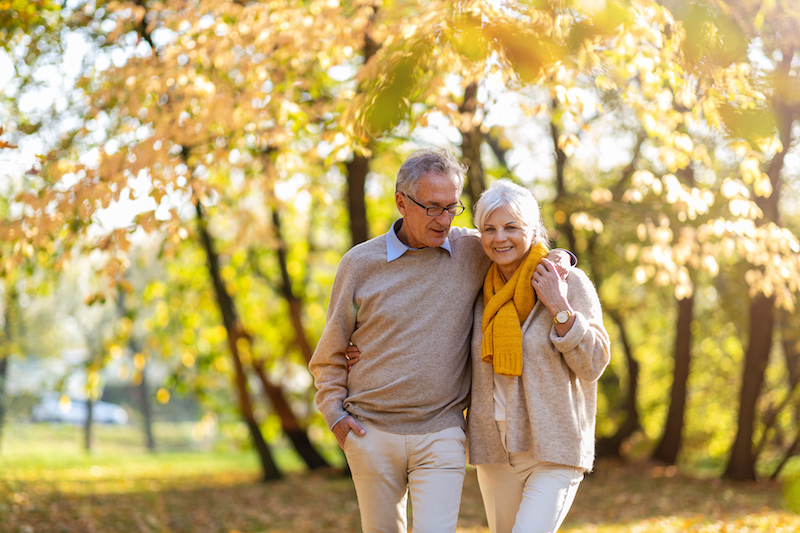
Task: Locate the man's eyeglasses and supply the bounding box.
[403,193,465,217]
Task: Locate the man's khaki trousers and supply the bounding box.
[343,418,467,533]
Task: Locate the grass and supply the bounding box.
[2,421,300,475]
[1,422,799,532]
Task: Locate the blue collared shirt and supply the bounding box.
[385,219,453,262]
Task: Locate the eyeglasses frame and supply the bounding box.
[402,193,465,217]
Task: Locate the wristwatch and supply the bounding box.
[553,309,572,324]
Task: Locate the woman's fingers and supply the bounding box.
[536,258,566,282]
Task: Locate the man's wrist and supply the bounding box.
[331,414,348,430]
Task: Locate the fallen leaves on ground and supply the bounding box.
[1,456,798,532]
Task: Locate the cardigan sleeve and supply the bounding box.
[308,252,358,429]
[549,269,611,383]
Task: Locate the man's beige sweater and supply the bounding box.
[309,226,490,435]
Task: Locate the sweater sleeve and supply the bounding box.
[308,253,358,429]
[549,270,611,383]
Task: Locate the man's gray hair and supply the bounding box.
[396,148,467,196]
[474,179,549,248]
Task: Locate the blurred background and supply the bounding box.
[1,0,799,518]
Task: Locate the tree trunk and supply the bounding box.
[549,100,577,253]
[137,359,156,452]
[344,26,379,247]
[345,154,370,247]
[83,335,104,455]
[756,384,800,460]
[752,313,800,463]
[459,81,486,212]
[651,161,696,465]
[271,207,315,363]
[724,294,774,481]
[486,128,511,171]
[0,356,7,451]
[652,295,693,464]
[0,286,16,451]
[117,290,156,451]
[596,308,640,458]
[250,361,330,469]
[229,333,280,481]
[781,309,800,389]
[195,200,281,481]
[771,431,800,480]
[84,398,94,453]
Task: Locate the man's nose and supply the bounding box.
[435,211,453,225]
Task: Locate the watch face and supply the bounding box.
[556,311,569,323]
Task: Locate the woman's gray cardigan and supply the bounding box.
[467,268,611,472]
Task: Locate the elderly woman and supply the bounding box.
[469,179,610,533]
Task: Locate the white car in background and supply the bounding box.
[31,395,129,425]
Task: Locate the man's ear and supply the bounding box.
[396,192,407,216]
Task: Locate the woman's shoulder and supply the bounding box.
[566,266,593,284]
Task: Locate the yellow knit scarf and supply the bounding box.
[481,243,549,376]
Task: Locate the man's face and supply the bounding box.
[396,172,461,249]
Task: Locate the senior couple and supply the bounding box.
[309,149,611,533]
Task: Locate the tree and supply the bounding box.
[716,0,800,481]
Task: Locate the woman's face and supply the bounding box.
[481,205,534,278]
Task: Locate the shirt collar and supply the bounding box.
[386,219,453,262]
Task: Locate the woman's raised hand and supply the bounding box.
[532,258,570,316]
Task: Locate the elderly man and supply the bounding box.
[309,149,572,533]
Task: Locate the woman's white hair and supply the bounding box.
[474,179,549,248]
